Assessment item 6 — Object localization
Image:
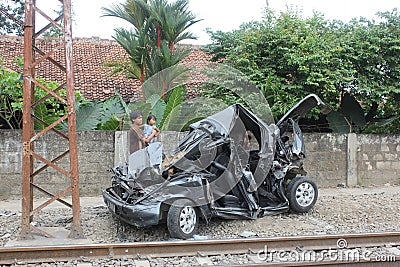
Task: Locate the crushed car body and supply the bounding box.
[103,94,331,239]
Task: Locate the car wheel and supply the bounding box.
[287,176,318,213]
[167,199,198,239]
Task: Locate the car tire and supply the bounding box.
[167,199,198,239]
[287,176,318,213]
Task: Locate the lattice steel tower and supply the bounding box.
[20,0,83,239]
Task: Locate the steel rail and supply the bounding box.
[0,232,399,265]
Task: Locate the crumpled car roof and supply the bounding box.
[188,103,278,184]
[190,103,277,143]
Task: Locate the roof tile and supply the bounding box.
[0,35,211,101]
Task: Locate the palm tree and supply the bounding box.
[102,0,150,84]
[161,0,200,51]
[147,0,200,51]
[102,0,201,87]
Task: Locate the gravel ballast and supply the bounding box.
[1,185,399,266]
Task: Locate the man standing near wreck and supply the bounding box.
[129,110,158,154]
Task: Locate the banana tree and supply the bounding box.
[326,93,366,133]
[71,96,125,131]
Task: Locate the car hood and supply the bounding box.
[276,94,331,127]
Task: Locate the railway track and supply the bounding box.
[0,232,399,266]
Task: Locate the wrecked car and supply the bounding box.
[103,94,331,239]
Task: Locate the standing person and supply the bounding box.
[129,110,157,154]
[143,114,160,144]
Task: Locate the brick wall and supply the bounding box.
[1,130,399,199]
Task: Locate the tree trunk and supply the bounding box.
[157,24,161,48]
[161,79,167,100]
[169,42,175,53]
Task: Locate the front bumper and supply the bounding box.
[102,189,161,227]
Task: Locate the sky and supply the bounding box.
[37,0,400,45]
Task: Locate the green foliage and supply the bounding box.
[363,115,400,134]
[1,58,187,131]
[0,0,24,36]
[146,40,191,79]
[106,27,147,81]
[203,7,400,133]
[327,94,366,133]
[114,85,186,131]
[1,58,120,131]
[1,1,66,37]
[102,0,201,84]
[100,97,125,125]
[1,59,73,130]
[32,79,67,130]
[147,95,166,128]
[75,102,102,130]
[159,85,185,130]
[204,12,353,117]
[340,94,366,130]
[326,111,351,133]
[0,60,23,128]
[73,95,128,131]
[101,0,200,130]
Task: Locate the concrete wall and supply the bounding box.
[1,130,399,199]
[303,133,348,187]
[0,130,114,199]
[0,130,22,200]
[357,135,400,185]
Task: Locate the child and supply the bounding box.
[143,114,160,144]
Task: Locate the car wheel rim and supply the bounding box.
[179,206,196,234]
[295,182,315,207]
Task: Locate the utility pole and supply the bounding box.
[20,0,83,239]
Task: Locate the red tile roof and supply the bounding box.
[0,35,212,101]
